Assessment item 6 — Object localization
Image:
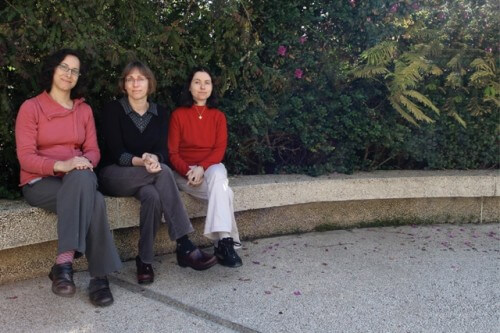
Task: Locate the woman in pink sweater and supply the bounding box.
[15,49,122,307]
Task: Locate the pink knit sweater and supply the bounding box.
[15,91,100,186]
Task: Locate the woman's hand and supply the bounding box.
[142,152,161,173]
[186,166,204,187]
[54,156,93,173]
[142,153,158,164]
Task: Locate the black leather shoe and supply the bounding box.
[89,277,113,307]
[215,238,243,268]
[48,263,76,297]
[136,256,154,284]
[177,248,217,271]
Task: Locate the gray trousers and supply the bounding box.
[22,170,123,277]
[99,164,194,264]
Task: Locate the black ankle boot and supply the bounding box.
[214,238,243,268]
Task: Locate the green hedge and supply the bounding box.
[1,0,498,198]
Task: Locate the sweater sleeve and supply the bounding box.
[198,111,227,170]
[168,111,190,176]
[15,100,57,176]
[81,106,100,167]
[101,101,130,165]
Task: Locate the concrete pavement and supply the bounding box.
[1,223,499,333]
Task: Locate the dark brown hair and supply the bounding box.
[39,49,86,99]
[119,60,157,95]
[178,67,218,108]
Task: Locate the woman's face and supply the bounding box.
[189,71,212,105]
[51,55,80,93]
[124,68,149,102]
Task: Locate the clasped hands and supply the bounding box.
[53,156,93,173]
[186,165,204,187]
[142,153,161,173]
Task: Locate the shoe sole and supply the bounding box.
[177,259,218,271]
[215,256,243,268]
[91,298,114,307]
[137,279,154,285]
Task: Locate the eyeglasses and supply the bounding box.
[58,63,81,77]
[125,77,147,84]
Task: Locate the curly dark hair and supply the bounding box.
[178,67,218,108]
[39,49,86,99]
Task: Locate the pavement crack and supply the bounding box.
[108,275,260,333]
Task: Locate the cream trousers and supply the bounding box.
[174,163,240,243]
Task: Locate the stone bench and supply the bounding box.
[1,170,498,284]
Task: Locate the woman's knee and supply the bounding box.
[64,169,97,187]
[205,164,228,180]
[137,185,161,205]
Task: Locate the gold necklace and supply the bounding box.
[195,105,206,119]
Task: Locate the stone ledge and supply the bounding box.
[0,170,498,252]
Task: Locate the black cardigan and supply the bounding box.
[99,99,169,168]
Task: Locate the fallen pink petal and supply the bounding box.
[265,291,272,295]
[293,291,302,296]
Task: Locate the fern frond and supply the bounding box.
[360,41,397,66]
[483,96,500,107]
[450,112,467,128]
[389,96,418,126]
[398,95,435,122]
[402,90,440,114]
[470,58,493,73]
[469,70,495,84]
[352,66,390,78]
[429,65,443,75]
[446,54,462,70]
[467,97,482,116]
[445,73,463,88]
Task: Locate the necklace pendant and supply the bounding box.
[198,115,202,119]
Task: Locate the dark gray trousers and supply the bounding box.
[22,170,123,277]
[99,164,194,264]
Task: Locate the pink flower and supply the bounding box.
[299,35,307,44]
[390,4,399,13]
[277,45,287,56]
[294,68,303,79]
[411,2,420,10]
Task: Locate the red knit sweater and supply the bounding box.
[15,91,100,186]
[168,106,227,176]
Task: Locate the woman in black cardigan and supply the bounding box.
[99,61,217,284]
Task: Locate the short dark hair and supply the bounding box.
[39,49,86,99]
[178,67,218,108]
[119,60,157,95]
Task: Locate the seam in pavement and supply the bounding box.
[108,275,260,333]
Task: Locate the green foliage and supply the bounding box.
[0,0,498,198]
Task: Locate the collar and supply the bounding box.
[36,91,85,120]
[119,96,157,116]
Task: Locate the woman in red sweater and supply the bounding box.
[168,68,242,267]
[15,49,122,306]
